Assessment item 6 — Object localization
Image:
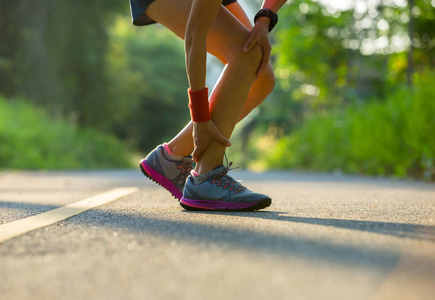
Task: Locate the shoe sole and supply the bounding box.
[179,197,272,212]
[140,160,182,200]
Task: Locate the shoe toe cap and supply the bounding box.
[230,189,271,203]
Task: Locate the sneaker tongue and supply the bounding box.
[208,165,226,177]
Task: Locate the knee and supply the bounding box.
[245,42,263,66]
[229,43,263,73]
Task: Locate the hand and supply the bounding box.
[243,17,272,77]
[192,120,231,162]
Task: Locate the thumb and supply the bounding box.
[243,35,255,53]
[192,145,205,163]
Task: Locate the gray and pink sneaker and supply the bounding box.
[140,144,193,200]
[180,164,272,211]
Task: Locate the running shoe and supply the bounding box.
[140,145,193,200]
[180,164,272,211]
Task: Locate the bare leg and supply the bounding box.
[197,46,261,173]
[212,2,275,121]
[147,0,266,172]
[166,3,275,158]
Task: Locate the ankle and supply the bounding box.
[195,158,223,174]
[167,141,193,157]
[195,145,226,173]
[162,142,188,161]
[163,143,173,155]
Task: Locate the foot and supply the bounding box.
[180,165,271,211]
[140,144,193,200]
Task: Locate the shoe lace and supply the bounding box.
[210,154,246,193]
[177,159,193,175]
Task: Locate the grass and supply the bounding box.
[0,96,133,169]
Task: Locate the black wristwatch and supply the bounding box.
[254,8,278,32]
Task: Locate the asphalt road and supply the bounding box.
[0,169,434,300]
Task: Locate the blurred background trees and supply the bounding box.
[232,0,435,180]
[254,0,434,133]
[0,0,434,178]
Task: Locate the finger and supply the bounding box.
[192,146,199,162]
[213,130,232,147]
[209,121,232,147]
[192,147,199,162]
[243,35,256,53]
[192,144,206,162]
[256,57,268,77]
[256,45,271,76]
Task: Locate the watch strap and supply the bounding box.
[254,8,278,32]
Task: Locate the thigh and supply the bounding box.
[225,2,253,30]
[145,0,251,61]
[208,1,254,63]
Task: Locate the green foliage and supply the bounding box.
[105,19,190,152]
[275,0,388,110]
[261,0,435,131]
[0,1,189,155]
[0,96,132,169]
[236,0,435,180]
[259,71,435,180]
[0,0,125,127]
[1,0,435,177]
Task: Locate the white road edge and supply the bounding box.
[0,187,138,243]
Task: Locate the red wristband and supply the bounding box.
[188,87,211,123]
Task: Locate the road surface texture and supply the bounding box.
[0,169,434,300]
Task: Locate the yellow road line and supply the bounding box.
[0,187,138,243]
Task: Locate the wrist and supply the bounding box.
[254,8,278,32]
[188,87,211,123]
[255,16,271,29]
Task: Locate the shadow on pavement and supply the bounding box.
[3,200,434,244]
[1,201,402,270]
[0,202,60,211]
[78,210,403,271]
[0,201,61,222]
[186,211,435,242]
[4,201,435,272]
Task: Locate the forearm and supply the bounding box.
[254,0,287,29]
[260,0,288,13]
[185,0,222,91]
[185,38,207,90]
